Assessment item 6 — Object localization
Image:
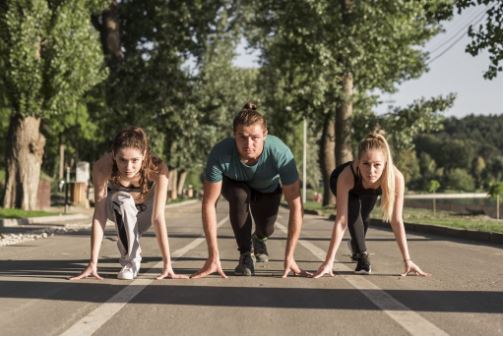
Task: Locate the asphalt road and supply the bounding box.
[0,201,502,335]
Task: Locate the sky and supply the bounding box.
[233,4,503,118]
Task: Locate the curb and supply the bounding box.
[324,212,502,246]
[0,199,200,228]
[369,218,503,246]
[0,213,90,227]
[166,199,199,209]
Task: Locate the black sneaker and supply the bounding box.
[252,233,269,263]
[354,252,371,274]
[234,252,256,276]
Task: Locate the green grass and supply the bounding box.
[303,200,335,215]
[396,207,502,234]
[0,208,58,219]
[303,202,503,234]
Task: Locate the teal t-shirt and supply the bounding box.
[205,135,299,193]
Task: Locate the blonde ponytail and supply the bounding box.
[358,133,395,222]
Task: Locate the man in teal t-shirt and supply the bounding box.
[191,102,311,278]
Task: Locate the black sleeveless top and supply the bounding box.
[330,161,382,197]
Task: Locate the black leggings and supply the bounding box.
[330,163,379,254]
[221,177,282,254]
[346,193,378,254]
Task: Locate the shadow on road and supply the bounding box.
[0,279,500,314]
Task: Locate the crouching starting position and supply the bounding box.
[70,127,187,280]
[314,132,430,278]
[191,102,311,278]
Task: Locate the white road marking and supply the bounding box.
[61,216,229,336]
[276,221,448,336]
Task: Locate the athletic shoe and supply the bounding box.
[252,233,269,263]
[234,252,256,276]
[347,240,360,261]
[354,252,371,274]
[117,262,140,280]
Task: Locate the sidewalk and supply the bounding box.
[0,199,199,247]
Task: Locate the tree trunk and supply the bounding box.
[177,169,187,196]
[497,195,500,219]
[335,71,353,166]
[59,141,65,180]
[3,115,46,210]
[319,113,336,207]
[169,168,178,200]
[91,0,123,68]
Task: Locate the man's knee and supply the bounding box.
[223,183,251,205]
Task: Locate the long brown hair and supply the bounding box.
[111,127,161,198]
[357,132,395,222]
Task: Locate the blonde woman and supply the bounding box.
[314,133,430,277]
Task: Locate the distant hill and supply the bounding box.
[412,114,502,191]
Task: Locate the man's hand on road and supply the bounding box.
[401,260,431,277]
[156,267,189,280]
[282,258,312,278]
[312,262,335,278]
[190,257,227,279]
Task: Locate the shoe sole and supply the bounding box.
[255,255,269,263]
[234,270,254,276]
[117,274,136,280]
[354,269,372,275]
[117,271,139,280]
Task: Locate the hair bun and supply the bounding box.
[243,102,257,110]
[368,128,386,139]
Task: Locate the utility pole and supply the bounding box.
[302,118,307,204]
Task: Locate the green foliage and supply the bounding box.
[243,1,454,197]
[0,0,109,118]
[445,168,476,191]
[488,180,503,200]
[427,179,441,193]
[456,0,503,79]
[247,0,454,105]
[414,114,503,191]
[353,95,453,152]
[186,10,261,169]
[86,0,240,169]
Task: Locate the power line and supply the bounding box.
[428,5,490,55]
[427,9,489,65]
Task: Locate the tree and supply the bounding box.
[445,168,476,191]
[456,0,503,79]
[414,114,502,191]
[245,1,454,205]
[0,0,108,209]
[488,180,503,219]
[471,156,486,189]
[427,179,441,215]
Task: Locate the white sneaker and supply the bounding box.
[117,262,140,280]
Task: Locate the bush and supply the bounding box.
[445,168,475,191]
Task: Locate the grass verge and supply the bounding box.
[0,208,58,219]
[303,202,502,234]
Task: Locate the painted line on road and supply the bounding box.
[275,221,448,336]
[61,216,229,336]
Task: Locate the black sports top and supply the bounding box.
[330,161,382,197]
